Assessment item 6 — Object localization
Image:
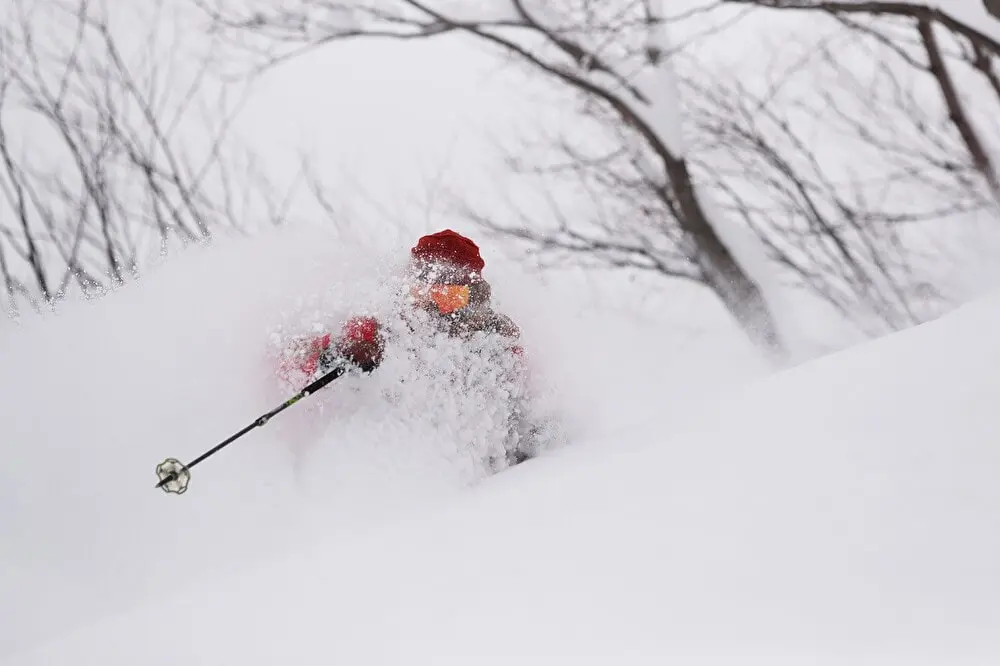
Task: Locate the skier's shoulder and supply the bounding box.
[483,309,520,338]
[468,275,519,338]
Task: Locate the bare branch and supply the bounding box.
[917,17,1000,203]
[724,0,1000,56]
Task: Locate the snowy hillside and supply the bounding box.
[3,226,998,664]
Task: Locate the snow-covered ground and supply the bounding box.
[2,223,998,664]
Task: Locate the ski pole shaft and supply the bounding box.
[155,364,347,490]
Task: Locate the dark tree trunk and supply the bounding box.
[664,156,787,364]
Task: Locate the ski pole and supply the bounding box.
[155,364,348,494]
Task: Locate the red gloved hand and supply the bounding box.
[335,316,384,372]
[277,317,383,387]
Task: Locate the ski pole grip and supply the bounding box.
[303,364,347,394]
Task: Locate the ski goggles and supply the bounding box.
[409,284,470,314]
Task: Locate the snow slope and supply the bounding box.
[4,230,999,664]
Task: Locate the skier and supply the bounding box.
[278,229,537,466]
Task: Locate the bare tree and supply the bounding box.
[465,24,975,339]
[198,0,791,363]
[684,3,1000,333]
[722,1,1000,207]
[685,61,953,335]
[0,0,291,315]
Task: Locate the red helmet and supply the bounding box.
[410,229,485,280]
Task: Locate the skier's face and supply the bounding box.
[408,259,472,315]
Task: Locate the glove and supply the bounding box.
[276,316,383,388]
[333,316,383,373]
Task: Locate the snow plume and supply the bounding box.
[2,222,636,655]
[268,278,565,505]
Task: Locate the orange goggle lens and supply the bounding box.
[411,284,470,314]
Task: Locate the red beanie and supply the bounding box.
[410,229,485,274]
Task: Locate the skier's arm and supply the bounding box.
[277,316,383,388]
[277,332,333,385]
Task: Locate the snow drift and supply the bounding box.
[4,233,1000,663]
